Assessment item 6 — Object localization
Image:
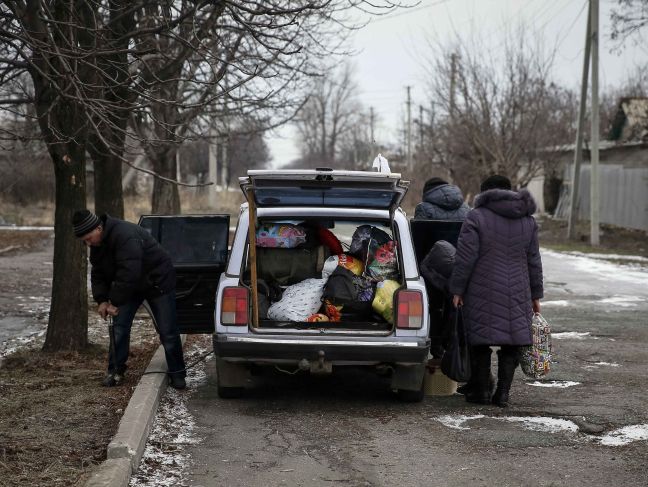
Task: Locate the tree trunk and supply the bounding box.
[90,149,124,218]
[151,146,181,214]
[543,173,563,215]
[43,145,89,351]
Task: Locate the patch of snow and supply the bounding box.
[526,381,581,388]
[0,329,46,358]
[0,226,54,231]
[542,300,570,307]
[598,424,648,446]
[542,249,648,286]
[594,362,620,367]
[552,250,648,263]
[552,331,598,340]
[435,414,579,434]
[130,342,209,487]
[598,296,643,308]
[436,415,485,430]
[502,416,579,433]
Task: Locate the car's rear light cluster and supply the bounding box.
[221,287,248,326]
[395,290,423,329]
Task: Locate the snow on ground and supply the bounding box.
[548,250,648,264]
[436,415,648,447]
[553,332,598,340]
[598,424,648,446]
[525,380,581,388]
[435,414,579,433]
[541,249,648,286]
[542,300,570,307]
[130,341,209,487]
[0,226,54,231]
[598,295,644,307]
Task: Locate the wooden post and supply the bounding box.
[567,1,591,240]
[590,0,601,246]
[246,188,259,327]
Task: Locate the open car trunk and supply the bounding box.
[244,217,402,334]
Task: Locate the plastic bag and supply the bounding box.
[371,279,400,324]
[256,223,307,248]
[441,309,471,382]
[365,240,399,281]
[267,278,326,322]
[519,313,553,379]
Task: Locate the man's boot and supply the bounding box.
[492,348,519,408]
[465,346,492,405]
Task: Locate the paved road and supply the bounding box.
[0,239,52,349]
[145,249,648,486]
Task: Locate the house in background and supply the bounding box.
[533,98,648,232]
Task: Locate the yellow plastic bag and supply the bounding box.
[371,279,400,323]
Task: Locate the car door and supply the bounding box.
[139,214,230,333]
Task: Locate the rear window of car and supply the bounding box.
[254,187,398,209]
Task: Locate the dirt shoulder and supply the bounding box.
[0,230,159,487]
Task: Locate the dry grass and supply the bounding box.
[538,216,648,258]
[0,340,157,487]
[0,188,245,227]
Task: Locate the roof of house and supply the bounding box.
[609,97,648,141]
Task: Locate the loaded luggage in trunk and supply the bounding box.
[213,168,431,400]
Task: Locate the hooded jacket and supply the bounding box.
[90,215,175,306]
[420,240,456,293]
[448,189,543,346]
[414,184,470,220]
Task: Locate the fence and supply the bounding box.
[554,164,648,231]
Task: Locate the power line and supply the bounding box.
[368,0,452,24]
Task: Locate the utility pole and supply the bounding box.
[406,86,412,170]
[419,104,424,152]
[567,1,592,240]
[449,53,458,120]
[590,0,600,246]
[370,106,375,155]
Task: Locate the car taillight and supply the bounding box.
[395,290,423,329]
[221,287,248,326]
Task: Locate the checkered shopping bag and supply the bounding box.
[519,313,553,379]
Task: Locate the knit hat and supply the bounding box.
[423,177,448,194]
[480,175,512,192]
[72,209,101,237]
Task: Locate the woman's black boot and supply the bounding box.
[492,348,519,408]
[465,346,492,405]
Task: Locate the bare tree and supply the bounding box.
[0,0,406,351]
[423,32,576,195]
[292,62,364,168]
[611,0,648,44]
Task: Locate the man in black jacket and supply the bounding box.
[72,210,186,389]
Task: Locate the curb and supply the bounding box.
[85,336,186,487]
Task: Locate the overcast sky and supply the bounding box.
[267,0,646,167]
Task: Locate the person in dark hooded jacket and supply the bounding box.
[420,240,457,357]
[414,177,470,220]
[449,175,543,407]
[72,210,187,389]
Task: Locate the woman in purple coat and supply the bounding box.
[449,175,543,407]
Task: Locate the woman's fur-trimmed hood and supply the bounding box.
[474,188,537,218]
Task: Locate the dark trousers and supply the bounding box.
[108,291,186,377]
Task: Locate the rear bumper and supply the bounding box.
[213,333,430,364]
